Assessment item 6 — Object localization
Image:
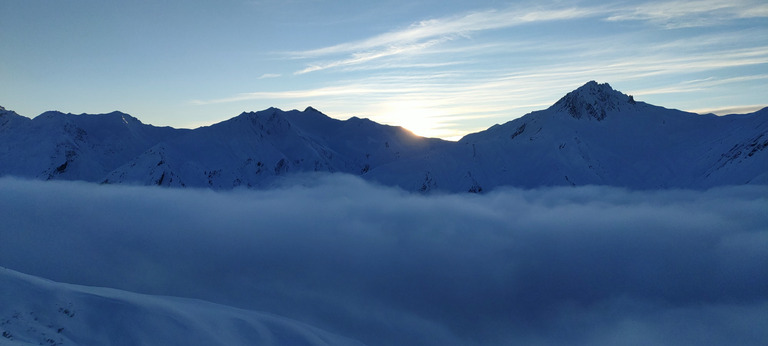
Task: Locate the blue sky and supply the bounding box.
[2,0,767,139]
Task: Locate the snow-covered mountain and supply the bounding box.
[367,81,768,191]
[0,106,184,182]
[1,82,766,191]
[99,107,448,188]
[0,266,364,346]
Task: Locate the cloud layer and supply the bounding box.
[0,176,766,345]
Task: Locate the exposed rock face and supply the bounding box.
[552,81,635,121]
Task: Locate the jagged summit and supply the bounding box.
[552,81,637,121]
[0,106,19,117]
[0,106,26,128]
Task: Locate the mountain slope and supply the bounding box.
[0,266,364,346]
[1,82,765,191]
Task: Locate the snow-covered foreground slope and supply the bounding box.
[0,267,363,346]
[1,177,767,345]
[1,82,765,191]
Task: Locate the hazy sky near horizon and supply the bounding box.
[2,0,767,139]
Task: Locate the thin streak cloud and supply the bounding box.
[605,0,768,28]
[294,37,454,75]
[197,46,768,105]
[257,73,281,79]
[291,7,602,58]
[290,1,768,75]
[691,104,767,115]
[633,74,768,97]
[289,6,606,75]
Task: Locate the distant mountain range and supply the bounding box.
[2,81,766,191]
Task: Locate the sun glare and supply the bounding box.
[379,100,449,139]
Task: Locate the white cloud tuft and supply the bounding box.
[257,73,282,79]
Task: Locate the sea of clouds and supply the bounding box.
[1,175,766,345]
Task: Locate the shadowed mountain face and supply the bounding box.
[1,82,766,191]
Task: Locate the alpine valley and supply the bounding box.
[1,81,766,191]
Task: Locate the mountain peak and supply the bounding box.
[552,81,635,121]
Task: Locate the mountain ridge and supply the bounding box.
[1,81,766,191]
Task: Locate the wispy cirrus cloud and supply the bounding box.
[605,0,768,28]
[632,74,768,97]
[692,104,767,115]
[197,44,768,106]
[191,83,423,105]
[289,6,605,74]
[290,0,768,75]
[257,73,281,79]
[294,37,454,75]
[291,7,601,58]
